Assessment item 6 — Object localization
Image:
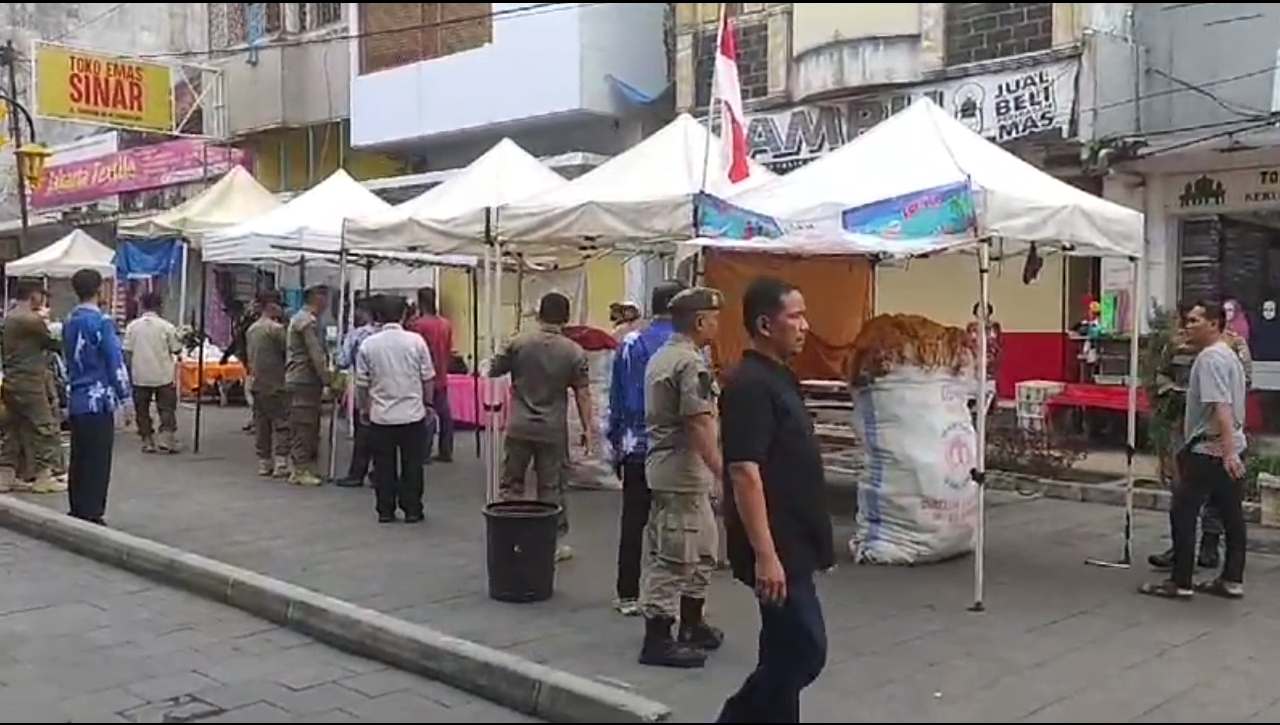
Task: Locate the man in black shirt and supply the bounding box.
[716,276,833,723]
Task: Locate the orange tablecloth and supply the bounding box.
[179,361,246,395]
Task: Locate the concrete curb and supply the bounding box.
[985,472,1264,524]
[0,495,672,724]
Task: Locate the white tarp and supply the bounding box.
[344,138,567,252]
[116,166,282,243]
[411,114,776,254]
[8,229,115,278]
[202,169,392,264]
[703,98,1143,260]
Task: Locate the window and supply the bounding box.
[301,3,344,31]
[359,3,493,75]
[221,3,283,45]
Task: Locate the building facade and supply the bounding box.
[1115,3,1280,391]
[207,3,405,191]
[672,2,1139,395]
[346,2,673,347]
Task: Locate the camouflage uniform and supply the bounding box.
[0,306,65,492]
[285,307,328,485]
[246,315,290,477]
[639,288,724,668]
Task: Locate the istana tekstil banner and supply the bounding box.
[31,139,247,210]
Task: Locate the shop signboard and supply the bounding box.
[726,57,1079,172]
[33,42,177,133]
[1165,166,1280,214]
[31,138,247,211]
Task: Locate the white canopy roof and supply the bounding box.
[203,169,392,264]
[116,166,282,244]
[720,98,1144,259]
[7,229,115,278]
[344,138,566,252]
[411,114,775,254]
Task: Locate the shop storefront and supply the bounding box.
[1154,162,1280,391]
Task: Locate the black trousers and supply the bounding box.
[615,457,651,600]
[347,415,372,480]
[1171,452,1247,588]
[717,572,828,723]
[371,418,427,518]
[68,412,114,523]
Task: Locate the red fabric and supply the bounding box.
[994,331,1068,399]
[564,325,618,352]
[1047,383,1151,414]
[409,315,453,390]
[715,11,750,184]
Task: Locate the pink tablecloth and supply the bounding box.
[448,373,509,429]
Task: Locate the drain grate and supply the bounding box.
[119,695,225,723]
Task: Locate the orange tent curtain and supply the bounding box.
[703,250,873,380]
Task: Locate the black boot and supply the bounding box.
[638,616,706,668]
[1148,547,1174,571]
[677,596,724,651]
[1198,534,1221,569]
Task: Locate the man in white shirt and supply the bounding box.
[355,295,435,524]
[123,292,183,453]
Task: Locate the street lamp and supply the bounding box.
[14,143,50,189]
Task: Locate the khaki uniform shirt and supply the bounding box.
[489,325,589,443]
[644,333,718,493]
[245,317,287,394]
[285,308,327,387]
[2,307,58,390]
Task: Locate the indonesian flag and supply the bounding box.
[713,9,751,185]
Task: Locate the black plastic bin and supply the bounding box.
[483,500,562,603]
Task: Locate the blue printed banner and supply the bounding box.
[694,192,783,240]
[841,182,977,241]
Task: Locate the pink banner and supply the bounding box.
[32,138,249,210]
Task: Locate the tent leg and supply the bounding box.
[326,248,350,482]
[193,263,208,455]
[970,238,992,613]
[1086,256,1142,570]
[470,267,482,459]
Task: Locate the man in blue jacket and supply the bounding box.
[609,279,687,616]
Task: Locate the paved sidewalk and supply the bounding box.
[17,406,1280,722]
[0,528,536,722]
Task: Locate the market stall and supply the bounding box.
[7,228,115,279]
[182,170,393,452]
[690,97,1146,609]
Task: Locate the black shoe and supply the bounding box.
[403,512,425,523]
[638,617,706,669]
[333,476,364,488]
[1148,547,1174,571]
[435,454,453,463]
[677,596,724,651]
[377,514,396,523]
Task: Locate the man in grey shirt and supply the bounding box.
[1142,300,1248,600]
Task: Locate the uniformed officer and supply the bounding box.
[0,282,65,493]
[285,285,331,486]
[246,290,290,478]
[639,287,726,669]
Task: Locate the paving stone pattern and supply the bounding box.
[0,527,537,722]
[18,405,1280,722]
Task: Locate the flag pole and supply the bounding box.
[698,2,726,196]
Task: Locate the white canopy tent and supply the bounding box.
[7,229,115,278]
[710,98,1143,259]
[116,166,282,243]
[399,114,776,256]
[344,137,567,252]
[687,98,1146,611]
[202,169,392,264]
